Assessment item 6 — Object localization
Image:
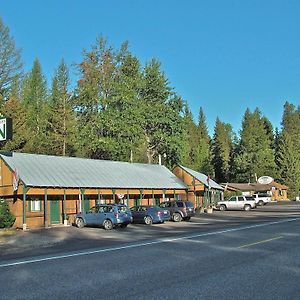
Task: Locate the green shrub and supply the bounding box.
[0,199,16,228]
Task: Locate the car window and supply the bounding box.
[118,206,128,213]
[176,202,184,207]
[102,206,113,213]
[238,196,245,201]
[98,206,105,213]
[89,206,99,213]
[257,193,268,197]
[228,197,236,201]
[185,202,194,208]
[245,196,255,201]
[130,206,137,212]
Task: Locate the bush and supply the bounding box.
[0,199,16,228]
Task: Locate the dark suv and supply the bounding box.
[159,200,195,222]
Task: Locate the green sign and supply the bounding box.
[0,118,12,141]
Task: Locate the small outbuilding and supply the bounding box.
[0,152,188,229]
[221,182,289,201]
[173,165,224,208]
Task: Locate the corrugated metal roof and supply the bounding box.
[179,165,223,190]
[0,152,188,190]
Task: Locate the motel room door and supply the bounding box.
[50,200,60,224]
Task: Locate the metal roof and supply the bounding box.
[179,165,223,190]
[0,152,188,190]
[221,182,288,191]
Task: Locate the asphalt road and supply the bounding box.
[1,202,300,299]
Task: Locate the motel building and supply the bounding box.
[0,152,223,229]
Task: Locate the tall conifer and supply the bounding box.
[49,59,76,156]
[212,117,234,182]
[233,108,276,182]
[276,102,300,198]
[22,59,49,153]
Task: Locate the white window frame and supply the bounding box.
[30,198,41,212]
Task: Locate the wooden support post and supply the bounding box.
[22,185,28,230]
[44,188,48,228]
[63,189,68,226]
[112,189,116,203]
[97,189,100,205]
[139,189,143,205]
[80,188,85,212]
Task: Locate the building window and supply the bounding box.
[29,198,42,212]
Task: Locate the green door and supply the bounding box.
[50,200,60,224]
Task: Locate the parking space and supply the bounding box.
[1,201,299,258]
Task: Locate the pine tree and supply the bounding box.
[212,117,234,182]
[74,37,142,161]
[233,108,276,182]
[140,59,184,166]
[0,17,22,101]
[181,103,198,169]
[1,79,28,151]
[22,59,50,153]
[195,107,213,175]
[49,59,76,156]
[276,102,300,198]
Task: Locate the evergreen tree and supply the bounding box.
[0,17,22,101]
[139,59,184,166]
[74,37,142,161]
[195,107,213,175]
[180,103,198,169]
[233,108,276,182]
[212,117,234,182]
[1,79,28,151]
[276,102,300,198]
[22,59,50,153]
[49,59,76,156]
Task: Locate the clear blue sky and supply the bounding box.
[1,0,300,135]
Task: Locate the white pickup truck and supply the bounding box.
[252,193,272,206]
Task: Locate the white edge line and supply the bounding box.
[1,217,299,268]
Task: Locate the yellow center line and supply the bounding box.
[238,236,283,249]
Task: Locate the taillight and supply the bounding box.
[157,211,162,216]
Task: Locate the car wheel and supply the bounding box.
[173,213,182,222]
[144,216,153,225]
[258,200,264,206]
[244,204,251,211]
[75,218,84,228]
[103,219,113,230]
[219,205,226,211]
